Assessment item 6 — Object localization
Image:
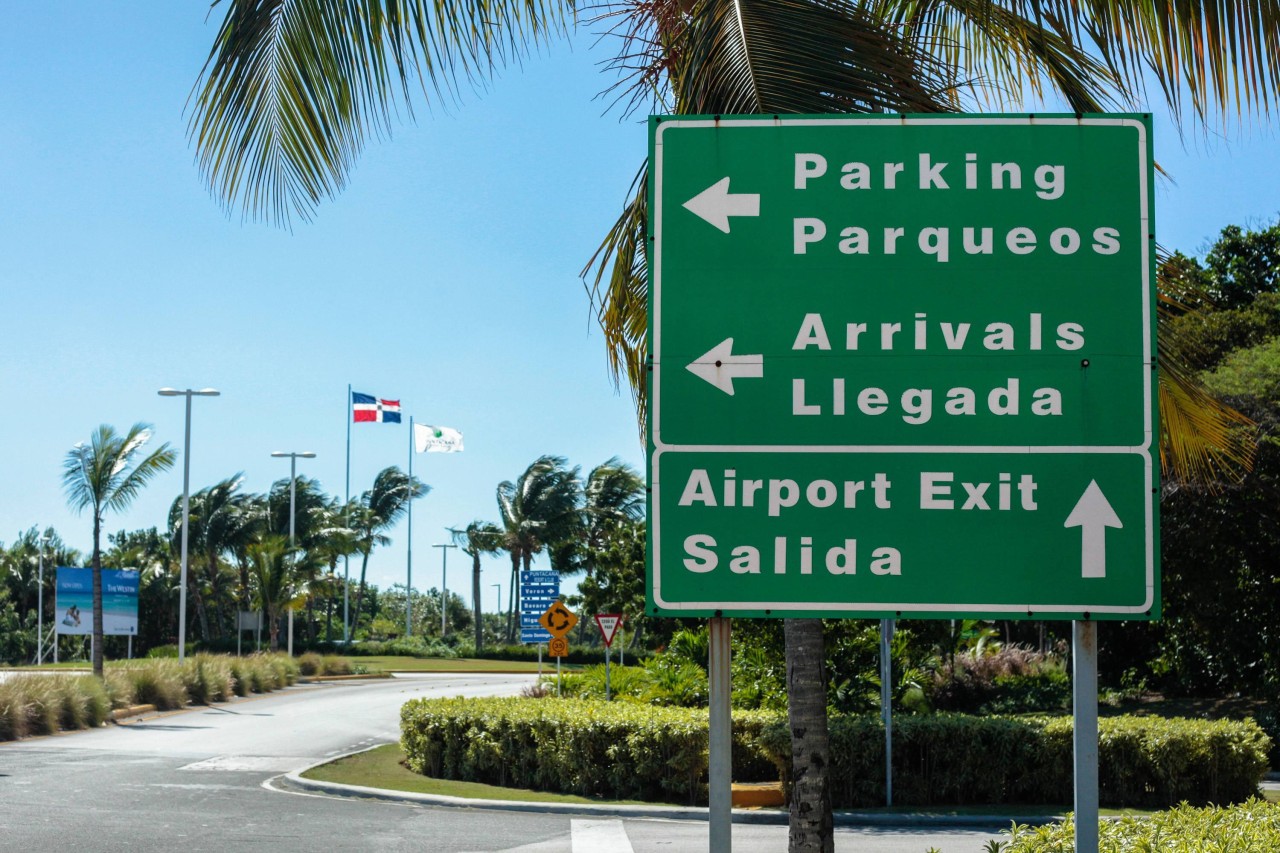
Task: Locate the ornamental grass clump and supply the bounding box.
[181,654,234,704]
[114,660,188,710]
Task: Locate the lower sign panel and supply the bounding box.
[649,448,1157,619]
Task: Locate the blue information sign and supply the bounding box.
[520,571,560,645]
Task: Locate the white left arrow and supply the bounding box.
[1064,480,1123,578]
[686,338,763,396]
[683,177,760,233]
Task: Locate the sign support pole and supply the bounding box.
[556,655,561,698]
[880,618,894,807]
[708,616,732,852]
[605,645,611,701]
[1073,620,1099,853]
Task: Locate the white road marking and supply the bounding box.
[571,819,634,853]
[180,755,305,772]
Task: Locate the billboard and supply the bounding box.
[55,567,139,635]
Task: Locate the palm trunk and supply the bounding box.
[505,551,519,644]
[785,618,833,853]
[353,550,371,639]
[471,552,482,652]
[92,513,104,679]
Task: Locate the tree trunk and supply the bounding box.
[472,552,482,652]
[504,551,519,644]
[353,551,371,639]
[92,514,104,679]
[785,618,833,853]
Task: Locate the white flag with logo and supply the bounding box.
[414,423,464,453]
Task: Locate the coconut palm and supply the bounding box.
[350,467,427,635]
[168,475,249,641]
[247,535,302,650]
[63,424,175,677]
[450,521,505,651]
[496,456,582,642]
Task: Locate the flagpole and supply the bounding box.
[406,415,414,638]
[344,383,351,644]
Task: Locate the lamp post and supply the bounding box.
[36,533,51,665]
[491,583,501,618]
[158,387,220,663]
[271,451,316,656]
[433,543,457,638]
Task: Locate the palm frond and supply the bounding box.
[190,0,570,225]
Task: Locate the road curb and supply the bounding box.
[277,745,1052,828]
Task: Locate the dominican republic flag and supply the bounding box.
[352,392,401,423]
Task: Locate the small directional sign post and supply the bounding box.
[519,570,559,646]
[539,602,578,697]
[595,614,624,701]
[648,113,1158,621]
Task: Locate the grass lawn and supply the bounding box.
[354,656,578,674]
[302,743,649,805]
[301,745,1181,816]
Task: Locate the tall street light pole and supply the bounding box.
[491,583,501,618]
[272,451,316,657]
[433,543,457,638]
[158,387,220,663]
[36,533,51,665]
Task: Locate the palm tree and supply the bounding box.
[496,456,582,642]
[168,475,248,641]
[247,535,301,651]
[350,467,427,636]
[450,521,505,651]
[189,4,1280,847]
[63,424,175,677]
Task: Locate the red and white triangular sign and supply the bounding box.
[595,613,623,647]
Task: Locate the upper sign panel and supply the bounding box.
[650,115,1154,451]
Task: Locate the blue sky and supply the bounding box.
[1,5,1277,616]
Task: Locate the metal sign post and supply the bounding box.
[880,618,894,807]
[1074,620,1100,853]
[708,617,732,852]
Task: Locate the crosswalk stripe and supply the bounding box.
[571,819,634,853]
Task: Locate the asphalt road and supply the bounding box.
[0,674,1008,852]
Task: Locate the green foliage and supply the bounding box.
[399,697,776,804]
[1202,222,1280,310]
[1001,800,1280,852]
[1202,335,1280,399]
[557,658,708,707]
[928,646,1070,715]
[110,660,188,709]
[756,713,1270,809]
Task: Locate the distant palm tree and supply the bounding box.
[247,535,300,651]
[496,456,581,642]
[351,467,427,636]
[63,424,175,677]
[451,521,504,651]
[168,475,247,641]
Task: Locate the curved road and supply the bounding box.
[0,674,1005,852]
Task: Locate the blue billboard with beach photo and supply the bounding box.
[55,567,139,635]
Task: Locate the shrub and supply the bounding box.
[756,713,1271,809]
[145,645,179,659]
[1000,800,1280,851]
[400,697,777,804]
[0,679,31,740]
[297,652,324,676]
[928,645,1069,714]
[319,655,353,675]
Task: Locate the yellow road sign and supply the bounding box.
[538,602,578,638]
[548,637,569,658]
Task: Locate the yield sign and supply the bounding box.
[595,614,623,647]
[538,602,578,638]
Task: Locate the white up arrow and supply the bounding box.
[1063,480,1123,578]
[686,338,763,395]
[683,177,760,233]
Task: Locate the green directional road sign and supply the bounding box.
[647,114,1158,620]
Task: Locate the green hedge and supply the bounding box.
[400,697,774,804]
[756,713,1270,809]
[999,800,1280,851]
[400,699,1270,809]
